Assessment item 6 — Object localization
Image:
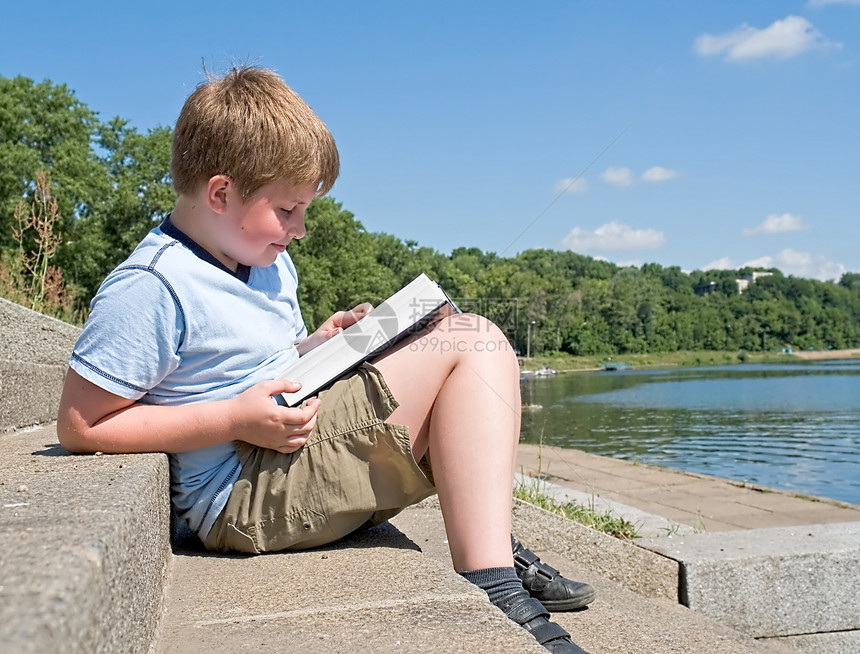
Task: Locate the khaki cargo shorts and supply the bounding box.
[203,363,436,554]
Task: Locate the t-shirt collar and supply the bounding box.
[160,214,252,283]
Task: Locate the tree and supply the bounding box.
[0,76,106,249]
[289,197,398,328]
[0,76,176,308]
[62,120,175,302]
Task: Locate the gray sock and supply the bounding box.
[460,567,529,609]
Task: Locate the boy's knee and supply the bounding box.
[437,313,513,355]
[439,312,493,337]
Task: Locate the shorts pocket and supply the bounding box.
[252,508,333,552]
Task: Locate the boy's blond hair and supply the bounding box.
[171,66,339,200]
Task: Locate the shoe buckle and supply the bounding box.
[534,561,556,584]
[513,548,539,573]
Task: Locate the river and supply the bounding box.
[519,360,860,506]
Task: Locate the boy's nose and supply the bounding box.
[289,217,306,239]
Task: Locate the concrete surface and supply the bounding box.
[4,420,855,654]
[157,520,545,654]
[767,631,860,654]
[391,499,795,654]
[517,443,860,532]
[510,497,680,601]
[0,297,80,431]
[518,445,860,652]
[515,471,699,538]
[640,522,860,638]
[0,426,171,654]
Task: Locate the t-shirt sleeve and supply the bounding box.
[70,266,184,400]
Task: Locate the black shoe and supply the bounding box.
[512,536,597,611]
[498,592,591,654]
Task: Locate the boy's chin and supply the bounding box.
[257,252,282,268]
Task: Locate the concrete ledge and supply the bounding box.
[0,360,69,431]
[0,426,171,654]
[392,498,795,653]
[510,497,680,601]
[0,297,80,432]
[158,519,546,653]
[515,472,699,538]
[639,522,860,637]
[767,630,860,654]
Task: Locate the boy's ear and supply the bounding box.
[205,175,234,214]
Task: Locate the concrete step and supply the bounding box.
[156,521,545,654]
[640,523,860,639]
[2,420,850,653]
[0,425,170,654]
[391,499,796,654]
[0,296,81,431]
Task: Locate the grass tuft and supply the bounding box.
[514,476,639,540]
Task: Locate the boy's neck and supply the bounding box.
[169,195,238,272]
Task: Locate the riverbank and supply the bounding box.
[519,348,860,372]
[516,443,860,534]
[793,347,860,360]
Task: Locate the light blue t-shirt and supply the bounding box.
[70,218,307,539]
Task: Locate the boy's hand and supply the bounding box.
[296,302,373,356]
[229,379,320,453]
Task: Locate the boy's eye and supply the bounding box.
[280,208,294,217]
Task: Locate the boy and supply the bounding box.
[57,66,593,653]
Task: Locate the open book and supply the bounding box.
[277,273,460,406]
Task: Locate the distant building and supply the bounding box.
[736,271,773,294]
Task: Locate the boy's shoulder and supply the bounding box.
[102,224,300,299]
[108,225,231,285]
[114,226,180,271]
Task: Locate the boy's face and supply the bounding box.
[215,179,317,270]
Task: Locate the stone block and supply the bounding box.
[0,360,68,431]
[158,520,546,654]
[767,630,860,654]
[639,522,860,637]
[0,427,171,654]
[510,498,680,600]
[0,297,80,432]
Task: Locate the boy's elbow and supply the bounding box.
[56,412,95,454]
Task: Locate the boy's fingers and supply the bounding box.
[283,432,311,447]
[276,435,310,454]
[342,303,372,329]
[282,400,319,425]
[265,379,302,395]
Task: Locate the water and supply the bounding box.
[519,360,860,506]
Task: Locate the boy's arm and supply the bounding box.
[57,369,320,455]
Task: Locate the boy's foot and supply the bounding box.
[512,536,597,611]
[498,592,591,654]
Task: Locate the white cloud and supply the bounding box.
[743,249,846,281]
[694,15,836,62]
[703,256,734,270]
[600,167,634,187]
[742,213,808,236]
[561,221,666,252]
[808,0,860,6]
[616,258,643,268]
[553,177,588,194]
[642,166,678,183]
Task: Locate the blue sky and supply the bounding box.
[3,1,858,280]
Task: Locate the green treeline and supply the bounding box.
[3,75,860,355]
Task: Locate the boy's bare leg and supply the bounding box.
[374,314,591,653]
[372,313,520,572]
